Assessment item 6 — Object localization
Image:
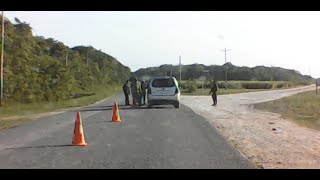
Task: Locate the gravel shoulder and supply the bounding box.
[180,85,320,168]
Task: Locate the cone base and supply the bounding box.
[72,143,88,146]
[112,119,121,122]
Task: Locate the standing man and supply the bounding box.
[122,80,130,106]
[136,79,142,107]
[130,77,140,108]
[140,80,146,106]
[209,80,218,106]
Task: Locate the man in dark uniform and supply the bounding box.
[130,77,140,108]
[123,80,130,106]
[209,80,218,106]
[140,80,147,106]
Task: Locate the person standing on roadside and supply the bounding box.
[140,80,147,106]
[136,80,142,107]
[130,77,140,108]
[209,80,218,106]
[122,80,130,106]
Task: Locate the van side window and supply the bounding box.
[168,78,174,87]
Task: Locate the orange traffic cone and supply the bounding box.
[72,112,88,146]
[112,101,121,122]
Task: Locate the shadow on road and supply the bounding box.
[78,105,169,112]
[94,120,118,123]
[98,104,127,108]
[5,144,73,150]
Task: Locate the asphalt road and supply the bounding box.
[0,94,254,169]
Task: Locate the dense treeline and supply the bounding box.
[1,17,131,103]
[133,63,314,85]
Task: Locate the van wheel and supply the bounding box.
[174,103,180,109]
[147,103,152,109]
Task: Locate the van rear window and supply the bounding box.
[152,78,175,87]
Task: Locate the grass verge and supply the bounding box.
[181,87,289,96]
[0,86,121,129]
[254,90,320,131]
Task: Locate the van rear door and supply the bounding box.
[151,78,176,96]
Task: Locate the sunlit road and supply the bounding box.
[0,94,253,169]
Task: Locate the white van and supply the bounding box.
[147,76,180,108]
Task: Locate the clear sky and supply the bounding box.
[4,11,320,78]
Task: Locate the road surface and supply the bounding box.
[0,94,254,168]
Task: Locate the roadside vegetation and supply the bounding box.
[254,91,320,131]
[134,62,314,96]
[0,16,130,120]
[0,86,120,129]
[0,16,130,105]
[134,63,314,85]
[180,80,304,95]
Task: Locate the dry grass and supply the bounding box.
[254,91,320,131]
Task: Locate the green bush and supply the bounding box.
[285,82,294,88]
[226,81,242,89]
[217,82,225,89]
[194,81,207,89]
[242,82,273,89]
[188,83,197,93]
[180,82,187,89]
[204,80,212,88]
[297,81,311,86]
[276,83,284,88]
[182,80,297,91]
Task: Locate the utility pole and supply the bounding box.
[222,48,230,90]
[0,11,4,106]
[65,51,68,66]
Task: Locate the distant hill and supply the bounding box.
[133,63,314,85]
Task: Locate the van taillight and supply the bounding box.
[148,88,151,94]
[175,87,179,94]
